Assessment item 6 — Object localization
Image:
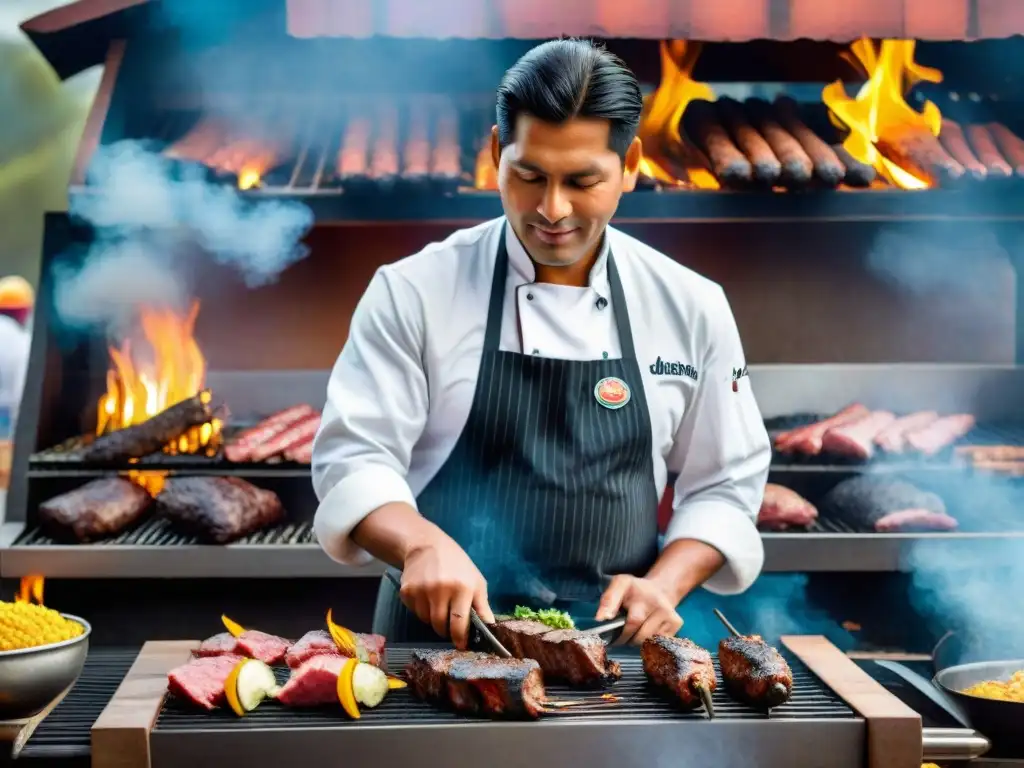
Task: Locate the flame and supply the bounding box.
[474,144,497,190]
[637,41,720,190]
[96,301,221,470]
[238,168,262,190]
[822,38,943,189]
[16,574,44,605]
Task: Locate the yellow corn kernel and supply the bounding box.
[0,601,84,652]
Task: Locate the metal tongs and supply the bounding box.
[384,570,513,658]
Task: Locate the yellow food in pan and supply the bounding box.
[962,670,1024,702]
[0,601,84,652]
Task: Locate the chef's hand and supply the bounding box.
[400,530,495,651]
[596,575,683,646]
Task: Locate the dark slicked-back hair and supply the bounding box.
[496,39,643,160]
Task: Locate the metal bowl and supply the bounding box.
[0,613,91,721]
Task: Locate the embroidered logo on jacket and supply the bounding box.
[649,356,699,381]
[732,365,749,392]
[594,377,631,409]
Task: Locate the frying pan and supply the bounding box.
[877,658,1024,752]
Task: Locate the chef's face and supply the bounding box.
[492,115,641,268]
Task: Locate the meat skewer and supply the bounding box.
[831,143,876,187]
[80,390,215,462]
[938,120,987,181]
[716,97,782,186]
[641,636,716,717]
[713,609,792,710]
[965,125,1013,178]
[682,100,752,188]
[986,123,1024,177]
[745,98,813,187]
[820,410,897,460]
[772,97,846,187]
[876,124,965,186]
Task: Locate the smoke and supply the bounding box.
[54,140,312,331]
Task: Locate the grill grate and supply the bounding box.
[15,648,139,759]
[14,520,317,547]
[155,647,855,731]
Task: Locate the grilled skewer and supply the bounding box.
[714,609,792,710]
[641,636,716,717]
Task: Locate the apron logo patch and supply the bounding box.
[648,356,699,381]
[731,365,748,392]
[594,377,631,409]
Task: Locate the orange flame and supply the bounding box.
[16,574,44,605]
[474,145,497,191]
[96,301,221,476]
[238,168,262,190]
[637,41,719,190]
[822,38,944,189]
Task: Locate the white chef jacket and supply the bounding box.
[313,217,770,595]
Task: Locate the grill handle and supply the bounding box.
[921,727,991,761]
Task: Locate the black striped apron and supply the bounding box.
[372,227,659,641]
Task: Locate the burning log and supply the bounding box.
[773,97,846,188]
[716,97,781,186]
[966,124,1013,178]
[830,144,875,187]
[431,104,462,185]
[745,98,812,188]
[682,100,752,188]
[938,120,987,181]
[403,100,432,181]
[79,390,215,463]
[986,123,1024,177]
[876,124,965,186]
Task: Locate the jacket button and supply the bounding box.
[596,297,608,310]
[527,293,535,301]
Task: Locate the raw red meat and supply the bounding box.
[167,654,246,710]
[874,411,939,453]
[775,404,869,455]
[285,630,387,669]
[757,484,818,530]
[196,630,291,665]
[821,411,896,460]
[224,404,315,462]
[196,632,237,657]
[277,655,347,707]
[904,414,976,455]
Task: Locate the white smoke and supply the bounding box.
[55,140,313,331]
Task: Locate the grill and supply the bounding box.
[148,647,863,768]
[13,519,316,547]
[14,648,139,761]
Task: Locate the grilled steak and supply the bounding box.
[718,635,792,709]
[641,636,716,709]
[224,404,315,462]
[758,484,817,530]
[285,630,387,669]
[79,391,214,462]
[157,476,284,543]
[37,477,152,542]
[874,411,939,453]
[821,475,957,532]
[167,654,246,710]
[277,655,346,707]
[405,649,546,719]
[820,411,896,460]
[195,630,291,664]
[490,618,621,686]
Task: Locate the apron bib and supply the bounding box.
[373,226,659,641]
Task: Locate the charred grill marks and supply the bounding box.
[490,618,622,687]
[641,636,716,713]
[405,649,546,719]
[718,635,793,709]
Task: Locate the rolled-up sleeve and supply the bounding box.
[664,287,770,595]
[312,268,428,566]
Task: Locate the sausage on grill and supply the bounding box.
[965,125,1012,178]
[682,100,752,188]
[745,98,813,187]
[224,404,316,463]
[718,635,792,709]
[717,97,781,186]
[831,144,876,187]
[939,120,987,180]
[641,636,716,709]
[773,97,846,187]
[986,123,1024,177]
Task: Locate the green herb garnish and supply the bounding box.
[513,605,575,630]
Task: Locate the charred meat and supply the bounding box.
[37,477,152,542]
[718,635,792,709]
[641,636,716,709]
[405,649,546,719]
[820,475,957,532]
[157,476,285,543]
[490,618,621,686]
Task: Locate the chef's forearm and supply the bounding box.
[350,502,446,568]
[645,539,726,606]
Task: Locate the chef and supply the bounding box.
[313,39,771,648]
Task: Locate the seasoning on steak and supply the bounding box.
[195,630,291,664]
[167,654,246,710]
[490,618,621,687]
[277,655,346,707]
[718,635,792,709]
[157,476,285,543]
[37,477,152,542]
[284,630,387,669]
[820,475,957,532]
[641,636,716,709]
[758,484,817,530]
[405,649,546,719]
[79,390,215,462]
